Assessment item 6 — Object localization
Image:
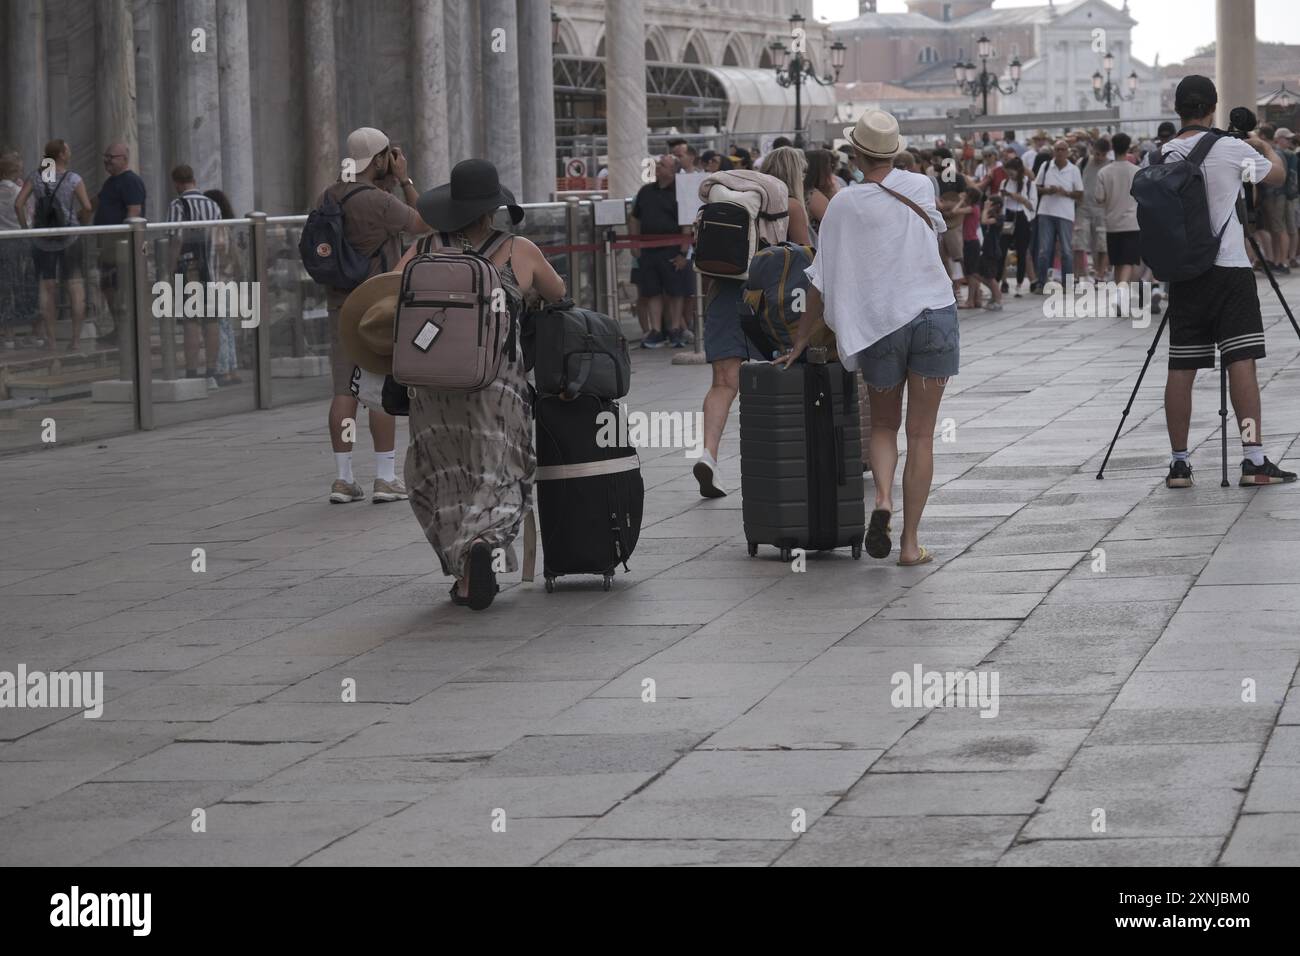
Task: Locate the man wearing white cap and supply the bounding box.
[777,109,957,568]
[318,127,430,505]
[1275,127,1299,270]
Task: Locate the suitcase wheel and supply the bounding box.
[852,541,862,560]
[779,546,792,563]
[602,574,613,591]
[544,575,555,593]
[747,541,758,557]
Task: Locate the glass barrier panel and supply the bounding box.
[0,229,136,453]
[264,221,333,407]
[141,221,259,428]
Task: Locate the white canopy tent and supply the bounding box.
[701,65,838,134]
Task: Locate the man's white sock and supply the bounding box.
[376,450,396,483]
[335,452,354,483]
[1243,443,1266,467]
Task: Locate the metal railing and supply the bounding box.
[0,199,644,453]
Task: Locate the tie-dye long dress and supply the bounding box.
[404,256,532,580]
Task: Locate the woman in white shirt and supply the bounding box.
[1000,156,1038,294]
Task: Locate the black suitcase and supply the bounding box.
[534,394,644,591]
[739,360,866,560]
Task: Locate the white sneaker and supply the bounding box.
[692,452,727,498]
[372,477,408,502]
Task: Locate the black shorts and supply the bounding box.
[1168,266,1264,370]
[635,248,693,298]
[32,243,83,280]
[962,239,982,276]
[1106,230,1141,266]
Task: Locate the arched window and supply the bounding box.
[723,43,742,66]
[682,40,703,64]
[759,45,774,68]
[645,39,659,61]
[918,46,939,64]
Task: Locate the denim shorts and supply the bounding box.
[855,303,959,388]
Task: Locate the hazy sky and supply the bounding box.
[812,0,1300,67]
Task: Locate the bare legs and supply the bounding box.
[1164,359,1262,454]
[703,357,741,459]
[868,372,948,564]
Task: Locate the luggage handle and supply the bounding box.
[835,424,846,485]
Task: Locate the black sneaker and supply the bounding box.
[1240,457,1297,486]
[1166,459,1193,488]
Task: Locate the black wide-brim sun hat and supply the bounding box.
[416,158,524,232]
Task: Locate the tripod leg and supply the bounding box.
[1220,359,1230,488]
[1248,235,1300,341]
[1097,310,1171,480]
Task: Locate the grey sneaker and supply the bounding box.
[372,477,409,502]
[329,479,364,503]
[640,330,667,349]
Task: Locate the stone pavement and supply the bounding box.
[3,274,1300,867]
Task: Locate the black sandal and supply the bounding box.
[466,541,499,611]
[448,583,470,607]
[866,508,892,559]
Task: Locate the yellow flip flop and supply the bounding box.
[897,546,933,567]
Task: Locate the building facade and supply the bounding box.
[831,0,1163,126]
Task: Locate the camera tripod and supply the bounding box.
[1096,236,1300,484]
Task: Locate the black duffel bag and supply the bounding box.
[523,300,631,399]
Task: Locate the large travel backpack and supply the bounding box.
[693,171,789,280]
[534,393,643,592]
[33,171,70,229]
[298,184,381,290]
[392,230,514,392]
[524,300,631,399]
[740,242,816,359]
[1130,129,1234,282]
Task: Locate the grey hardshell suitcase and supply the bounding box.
[739,360,866,561]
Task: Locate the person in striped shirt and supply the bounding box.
[167,165,223,384]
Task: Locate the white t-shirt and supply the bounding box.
[804,168,956,363]
[1159,133,1272,269]
[1034,160,1084,221]
[1001,174,1037,219]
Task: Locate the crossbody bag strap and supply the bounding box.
[870,180,935,231]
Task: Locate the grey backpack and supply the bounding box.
[392,230,515,391]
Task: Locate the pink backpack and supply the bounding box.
[392,229,515,391]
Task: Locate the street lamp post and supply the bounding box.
[770,12,845,149]
[1092,50,1138,108]
[954,35,1021,117]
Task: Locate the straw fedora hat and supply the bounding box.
[339,270,403,375]
[843,108,907,159]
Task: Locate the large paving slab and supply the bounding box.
[3,273,1300,864]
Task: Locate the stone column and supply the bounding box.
[1215,0,1255,131]
[177,0,222,191]
[304,0,339,203]
[133,0,168,219]
[217,0,254,216]
[480,0,522,198]
[443,0,474,165]
[516,0,556,202]
[95,0,138,195]
[7,0,48,175]
[411,0,449,191]
[604,0,648,202]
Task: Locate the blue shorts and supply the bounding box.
[703,277,754,362]
[854,303,960,388]
[635,248,694,298]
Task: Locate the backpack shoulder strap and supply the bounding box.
[338,183,375,208]
[872,180,935,231]
[477,229,511,259]
[1186,129,1224,167]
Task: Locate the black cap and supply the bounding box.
[1174,75,1217,115]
